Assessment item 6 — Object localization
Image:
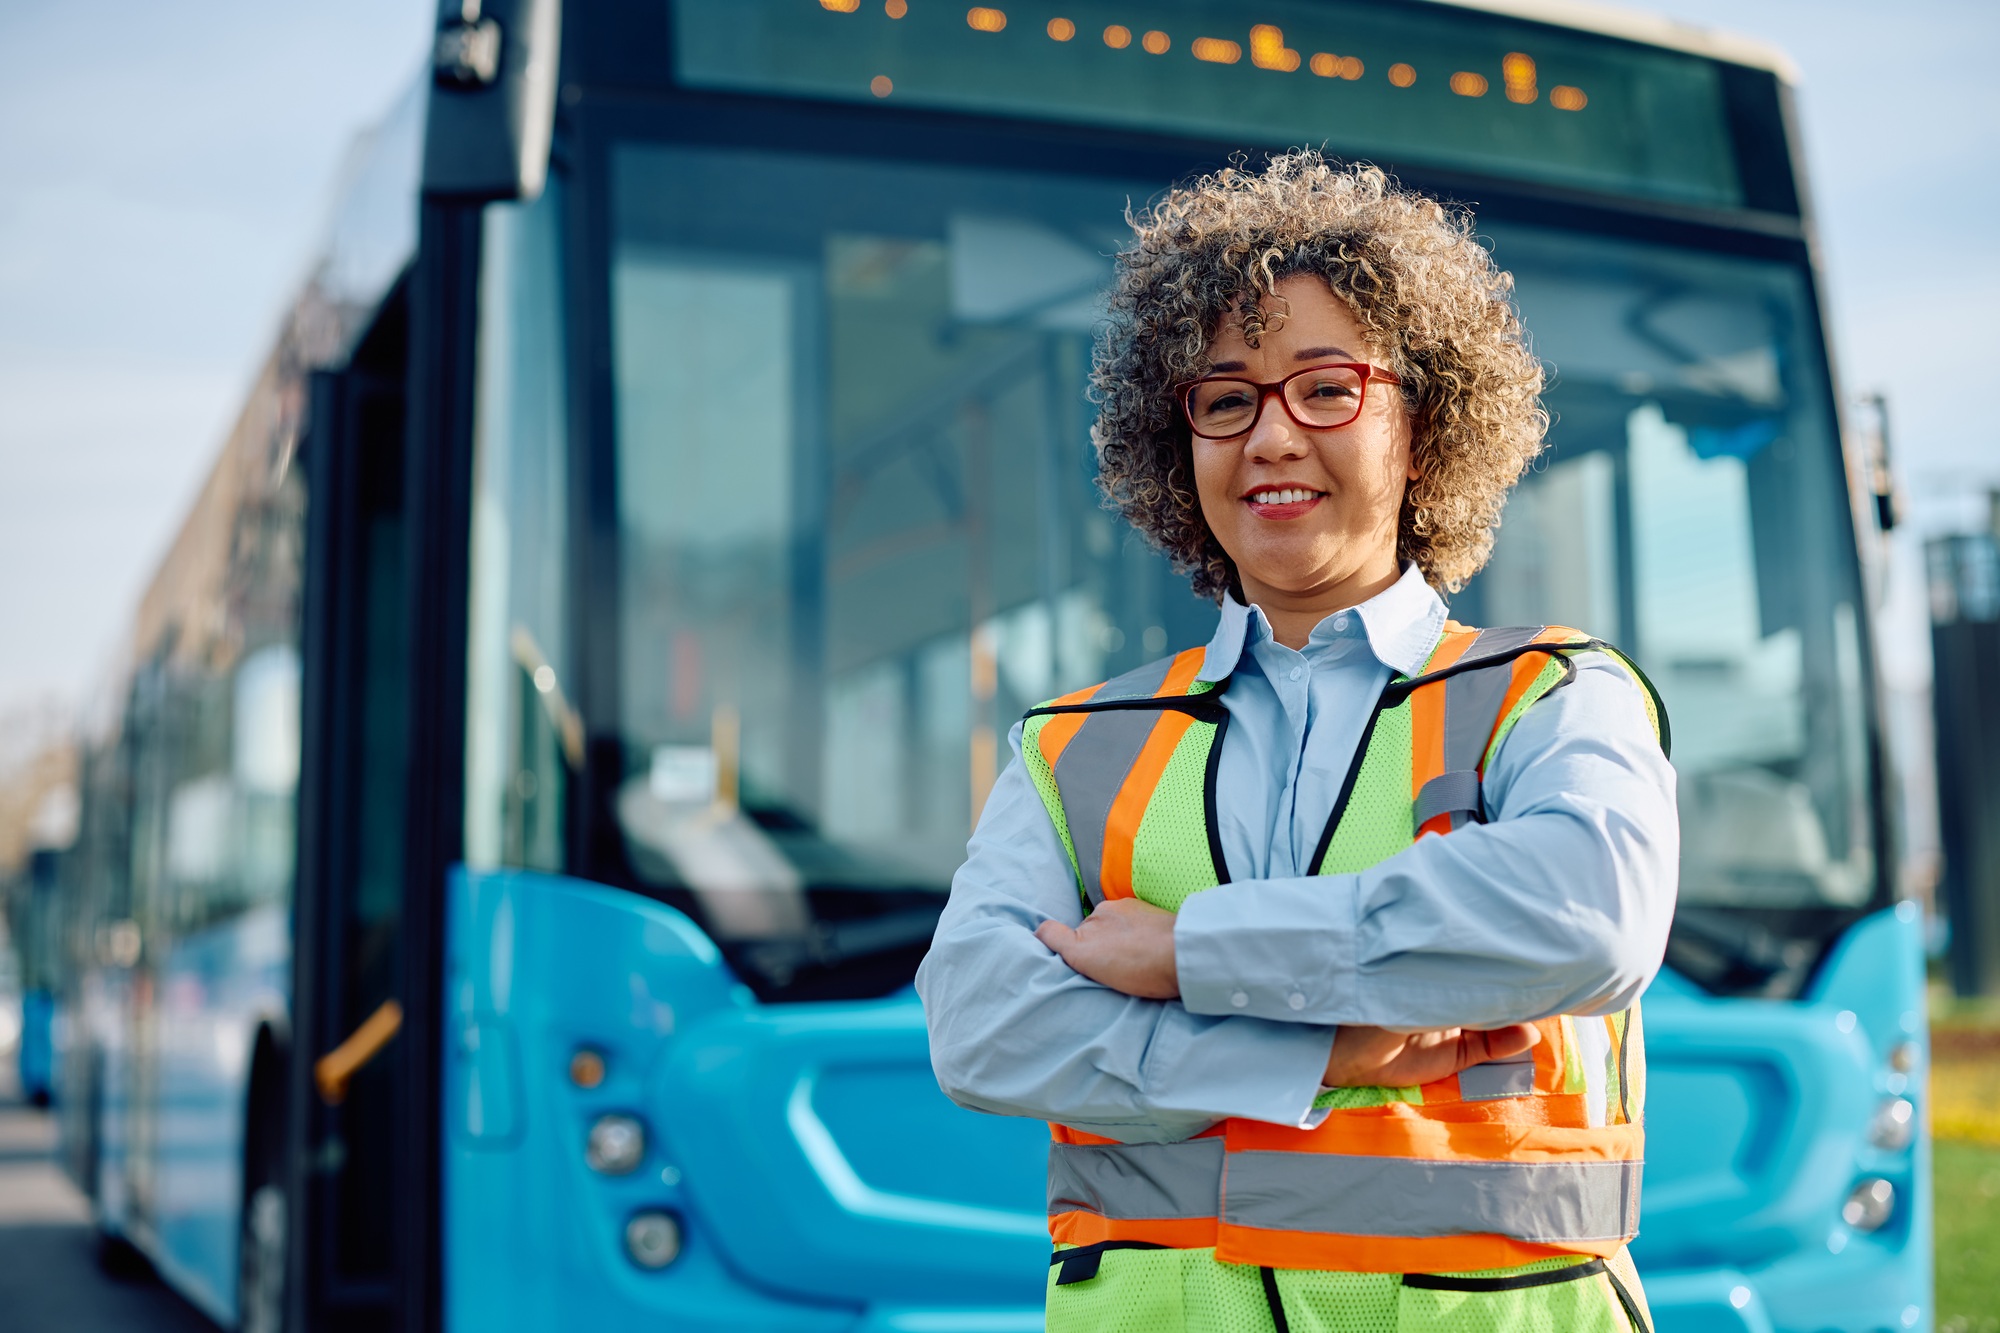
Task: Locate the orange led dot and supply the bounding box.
[1388,62,1416,87]
[966,6,1006,32]
[870,74,893,96]
[1339,56,1363,79]
[819,0,860,10]
[1191,36,1242,64]
[1310,52,1338,77]
[1449,71,1488,97]
[1102,23,1131,48]
[885,0,907,15]
[1550,85,1587,110]
[569,1048,607,1089]
[1047,16,1075,40]
[1502,51,1536,102]
[1249,24,1300,71]
[1141,29,1170,54]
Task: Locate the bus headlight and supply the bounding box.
[1841,1177,1895,1231]
[586,1114,646,1175]
[624,1210,682,1270]
[1868,1098,1916,1150]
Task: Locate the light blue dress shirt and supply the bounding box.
[915,563,1679,1144]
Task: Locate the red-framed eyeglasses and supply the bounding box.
[1175,362,1402,439]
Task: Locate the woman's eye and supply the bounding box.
[1303,379,1357,401]
[1204,389,1254,414]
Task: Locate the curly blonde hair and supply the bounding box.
[1092,150,1547,599]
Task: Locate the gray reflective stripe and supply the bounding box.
[1458,1055,1537,1101]
[1443,653,1521,774]
[1413,769,1482,832]
[1048,1138,1224,1220]
[1454,625,1547,669]
[1223,1152,1641,1243]
[1093,653,1179,703]
[1052,708,1161,906]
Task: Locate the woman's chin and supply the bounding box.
[1234,544,1342,596]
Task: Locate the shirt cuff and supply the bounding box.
[1139,1007,1336,1128]
[1173,877,1361,1024]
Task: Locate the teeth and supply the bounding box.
[1254,488,1316,505]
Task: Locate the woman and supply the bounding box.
[916,152,1677,1333]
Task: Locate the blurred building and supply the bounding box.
[1928,494,2000,995]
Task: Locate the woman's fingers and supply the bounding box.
[1033,918,1078,955]
[1328,1022,1543,1087]
[1466,1023,1540,1064]
[1033,902,1181,999]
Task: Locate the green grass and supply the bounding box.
[1937,1139,2000,1333]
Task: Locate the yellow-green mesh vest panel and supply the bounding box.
[1315,700,1416,877]
[1128,720,1225,912]
[1020,711,1086,901]
[1045,1247,1630,1333]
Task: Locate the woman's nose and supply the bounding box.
[1242,391,1310,463]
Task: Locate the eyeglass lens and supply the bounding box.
[1185,365,1367,437]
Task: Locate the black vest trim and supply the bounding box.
[1048,1239,1169,1285]
[1402,1257,1607,1292]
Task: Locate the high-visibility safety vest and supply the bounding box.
[1020,622,1669,1275]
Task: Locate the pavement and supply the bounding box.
[0,1063,217,1332]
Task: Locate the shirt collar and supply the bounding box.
[1198,563,1446,682]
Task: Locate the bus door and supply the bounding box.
[291,283,415,1332]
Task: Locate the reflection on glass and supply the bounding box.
[1469,228,1876,971]
[465,187,570,872]
[611,147,1215,997]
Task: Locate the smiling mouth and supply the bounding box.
[1244,487,1326,515]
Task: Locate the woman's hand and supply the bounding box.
[1034,898,1180,999]
[1322,1022,1540,1087]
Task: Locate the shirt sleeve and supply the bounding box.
[916,722,1337,1142]
[1174,652,1679,1028]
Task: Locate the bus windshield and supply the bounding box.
[607,144,1876,999]
[1467,225,1878,991]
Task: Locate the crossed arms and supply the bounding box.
[914,657,1679,1145]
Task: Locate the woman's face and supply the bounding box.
[1190,274,1417,611]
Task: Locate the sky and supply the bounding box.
[0,0,1993,725]
[0,0,429,725]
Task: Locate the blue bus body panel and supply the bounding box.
[444,867,1049,1332]
[1637,904,1932,1332]
[88,904,289,1327]
[448,868,1929,1333]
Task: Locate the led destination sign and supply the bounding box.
[672,0,1747,210]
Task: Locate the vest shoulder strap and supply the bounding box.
[1312,623,1669,872]
[1024,646,1218,717]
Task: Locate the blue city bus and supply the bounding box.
[55,2,1926,1330]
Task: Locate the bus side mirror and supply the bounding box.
[422,0,562,203]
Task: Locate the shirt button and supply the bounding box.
[1333,615,1350,632]
[1230,991,1250,1009]
[1288,993,1306,1011]
[1288,666,1304,682]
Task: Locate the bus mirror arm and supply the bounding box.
[314,1000,405,1106]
